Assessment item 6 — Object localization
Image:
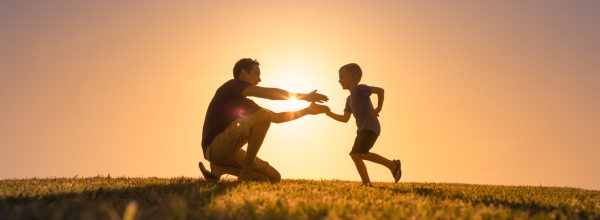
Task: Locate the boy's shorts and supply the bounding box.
[350,129,379,154]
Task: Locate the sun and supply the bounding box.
[284,94,310,112]
[254,78,312,113]
[255,94,309,113]
[254,62,331,113]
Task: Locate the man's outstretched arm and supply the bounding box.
[270,103,330,123]
[243,86,328,103]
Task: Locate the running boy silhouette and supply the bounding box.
[323,63,401,186]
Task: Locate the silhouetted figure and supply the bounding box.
[320,63,401,186]
[199,58,329,182]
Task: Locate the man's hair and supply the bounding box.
[339,63,362,81]
[233,58,260,79]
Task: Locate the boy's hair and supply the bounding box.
[233,58,260,79]
[339,63,362,81]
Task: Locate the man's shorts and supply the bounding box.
[204,112,279,179]
[350,129,379,154]
[204,117,250,163]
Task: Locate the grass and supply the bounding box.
[1,177,599,219]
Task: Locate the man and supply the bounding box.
[199,58,329,182]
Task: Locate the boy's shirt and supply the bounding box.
[344,84,381,135]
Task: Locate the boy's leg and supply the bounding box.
[355,152,401,182]
[238,109,272,180]
[355,152,395,171]
[350,153,371,184]
[349,130,380,185]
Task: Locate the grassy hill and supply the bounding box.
[1,177,599,219]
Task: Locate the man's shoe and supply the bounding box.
[393,159,402,183]
[199,162,219,181]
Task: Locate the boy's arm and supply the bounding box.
[325,110,351,123]
[371,86,384,116]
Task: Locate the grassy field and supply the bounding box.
[1,177,599,219]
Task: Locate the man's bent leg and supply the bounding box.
[210,149,280,182]
[233,149,280,183]
[239,109,271,180]
[210,162,271,181]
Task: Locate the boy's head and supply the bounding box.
[338,63,362,90]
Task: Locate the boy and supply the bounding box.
[323,63,401,186]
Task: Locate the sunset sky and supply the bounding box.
[1,1,599,190]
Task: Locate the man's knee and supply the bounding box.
[263,166,281,183]
[253,109,272,123]
[255,159,280,183]
[268,170,281,183]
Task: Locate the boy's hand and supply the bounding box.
[374,107,381,117]
[298,90,328,103]
[307,102,330,115]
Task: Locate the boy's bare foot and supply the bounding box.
[392,159,402,183]
[362,182,374,187]
[198,162,219,181]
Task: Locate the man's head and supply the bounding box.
[338,63,362,90]
[233,58,261,85]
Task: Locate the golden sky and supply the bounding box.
[1,1,599,190]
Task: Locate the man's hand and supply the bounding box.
[298,90,328,103]
[307,102,330,115]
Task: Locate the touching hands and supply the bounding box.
[307,102,330,115]
[298,90,328,103]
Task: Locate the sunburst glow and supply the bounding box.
[255,72,314,113]
[283,95,310,112]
